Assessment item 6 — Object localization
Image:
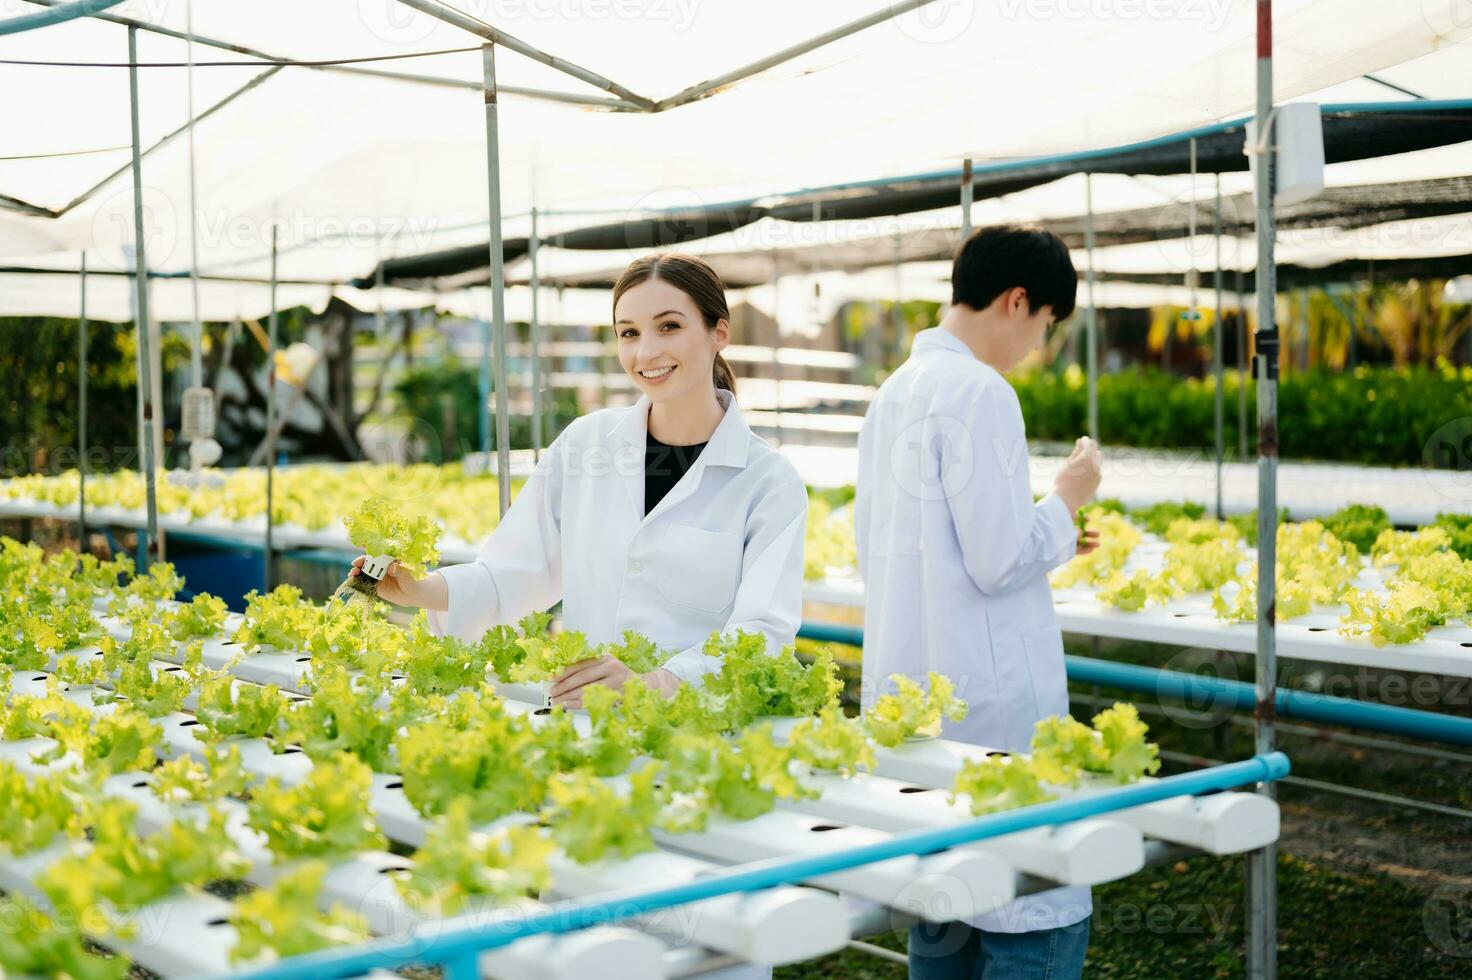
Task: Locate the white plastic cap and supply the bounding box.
[188,437,222,468]
[361,554,393,580]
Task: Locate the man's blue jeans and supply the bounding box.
[908,917,1091,979]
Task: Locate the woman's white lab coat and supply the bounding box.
[428,388,809,686]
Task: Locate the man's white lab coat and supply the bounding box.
[427,388,809,686]
[855,326,1090,934]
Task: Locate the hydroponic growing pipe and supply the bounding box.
[227,752,1290,980]
[794,623,1472,747]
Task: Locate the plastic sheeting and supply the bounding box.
[0,268,561,323]
[1,0,1467,300]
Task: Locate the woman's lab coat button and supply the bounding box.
[628,559,643,573]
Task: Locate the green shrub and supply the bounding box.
[1012,365,1472,468]
[392,361,579,460]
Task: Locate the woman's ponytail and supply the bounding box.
[713,352,736,393]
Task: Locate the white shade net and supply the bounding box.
[3,2,1466,260]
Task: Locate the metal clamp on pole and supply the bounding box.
[1255,329,1280,382]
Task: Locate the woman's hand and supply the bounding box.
[548,656,678,709]
[1076,528,1101,557]
[350,556,447,610]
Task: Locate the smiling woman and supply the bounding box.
[373,253,808,756]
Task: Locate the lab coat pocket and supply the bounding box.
[656,524,741,614]
[1021,625,1069,722]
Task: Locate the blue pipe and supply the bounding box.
[0,0,126,36]
[1062,654,1472,748]
[799,621,864,648]
[225,752,1288,980]
[795,623,1472,747]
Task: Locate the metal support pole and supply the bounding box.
[78,251,88,547]
[771,253,782,447]
[127,25,159,571]
[530,205,543,458]
[892,231,903,358]
[865,299,882,383]
[1359,258,1374,370]
[960,158,973,241]
[808,199,821,392]
[1183,137,1199,379]
[483,43,512,517]
[374,259,386,337]
[1236,261,1248,459]
[264,226,278,591]
[1213,171,1225,519]
[1348,283,1359,369]
[185,0,203,389]
[1297,287,1309,371]
[1248,3,1280,977]
[477,302,491,463]
[1084,173,1099,441]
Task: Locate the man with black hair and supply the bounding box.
[855,225,1103,979]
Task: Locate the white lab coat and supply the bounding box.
[854,326,1091,934]
[428,388,809,687]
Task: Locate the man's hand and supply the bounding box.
[1054,436,1102,515]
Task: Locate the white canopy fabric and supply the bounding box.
[1,0,1466,306]
[0,270,588,324]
